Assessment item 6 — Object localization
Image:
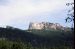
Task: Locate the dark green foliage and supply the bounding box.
[66,2,74,31]
[0,27,74,49]
[66,2,74,23]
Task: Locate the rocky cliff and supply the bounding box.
[28,22,70,31]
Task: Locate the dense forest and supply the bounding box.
[0,27,74,49]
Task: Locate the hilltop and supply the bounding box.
[28,22,71,31]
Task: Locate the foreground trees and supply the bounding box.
[0,27,74,49]
[0,39,74,49]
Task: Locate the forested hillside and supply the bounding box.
[0,27,74,49]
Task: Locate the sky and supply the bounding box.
[0,0,73,30]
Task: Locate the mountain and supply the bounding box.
[0,26,74,49]
[28,22,71,31]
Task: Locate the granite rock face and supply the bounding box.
[28,22,71,31]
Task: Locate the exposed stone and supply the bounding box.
[28,22,71,31]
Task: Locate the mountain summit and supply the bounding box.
[28,22,71,31]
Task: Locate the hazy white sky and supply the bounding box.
[0,0,73,29]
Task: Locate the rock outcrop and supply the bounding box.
[28,22,69,31]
